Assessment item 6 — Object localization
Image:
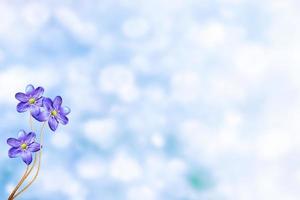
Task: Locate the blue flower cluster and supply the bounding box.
[16,84,70,132]
[6,84,70,200]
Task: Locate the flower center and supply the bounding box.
[51,110,57,116]
[29,98,36,104]
[21,143,27,150]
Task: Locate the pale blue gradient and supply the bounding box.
[1,0,300,199]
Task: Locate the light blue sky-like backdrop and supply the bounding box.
[1,0,300,199]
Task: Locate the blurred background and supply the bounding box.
[1,0,300,199]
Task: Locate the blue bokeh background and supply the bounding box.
[1,0,300,199]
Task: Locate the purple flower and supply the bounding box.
[15,84,44,115]
[7,130,41,165]
[34,96,70,131]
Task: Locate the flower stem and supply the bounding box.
[8,166,29,200]
[23,114,38,177]
[25,114,38,177]
[29,114,34,132]
[13,122,46,199]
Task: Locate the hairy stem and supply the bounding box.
[23,114,38,178]
[8,166,29,200]
[26,114,38,177]
[29,114,34,132]
[14,122,46,198]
